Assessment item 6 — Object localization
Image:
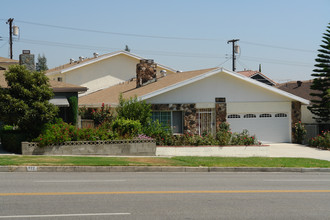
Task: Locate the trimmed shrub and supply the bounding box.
[112,118,142,138]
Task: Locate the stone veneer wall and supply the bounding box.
[151,104,197,134]
[215,103,227,131]
[291,101,302,142]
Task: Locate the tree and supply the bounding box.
[308,23,330,122]
[36,54,48,72]
[0,65,58,139]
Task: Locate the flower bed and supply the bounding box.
[22,139,156,156]
[309,130,330,150]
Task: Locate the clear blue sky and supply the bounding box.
[0,0,329,82]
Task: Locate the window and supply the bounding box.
[57,77,63,82]
[259,113,272,118]
[151,111,183,133]
[244,114,256,118]
[275,113,287,118]
[228,114,240,119]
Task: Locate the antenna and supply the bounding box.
[227,39,240,71]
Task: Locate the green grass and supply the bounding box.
[0,156,330,168]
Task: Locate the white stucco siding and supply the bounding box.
[65,54,137,94]
[146,73,292,104]
[228,102,291,114]
[301,105,318,124]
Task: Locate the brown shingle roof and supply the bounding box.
[0,70,87,92]
[0,57,18,63]
[238,70,277,85]
[276,80,316,101]
[79,68,217,106]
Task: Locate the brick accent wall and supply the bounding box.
[151,104,197,134]
[215,103,227,131]
[291,101,302,142]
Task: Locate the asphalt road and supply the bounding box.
[0,172,330,219]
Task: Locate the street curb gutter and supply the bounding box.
[1,166,330,172]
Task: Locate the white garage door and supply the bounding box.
[227,113,290,143]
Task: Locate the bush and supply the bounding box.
[91,103,114,125]
[216,122,232,145]
[230,130,258,146]
[116,94,151,127]
[142,120,172,145]
[111,118,142,139]
[0,130,27,154]
[309,130,330,149]
[294,121,307,144]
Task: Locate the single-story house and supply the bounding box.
[80,60,309,143]
[0,55,88,124]
[46,50,177,96]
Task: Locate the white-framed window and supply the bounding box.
[151,111,183,133]
[259,113,272,118]
[244,114,256,118]
[228,114,240,119]
[275,113,287,118]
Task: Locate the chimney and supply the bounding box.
[136,59,157,88]
[19,50,35,71]
[297,81,302,87]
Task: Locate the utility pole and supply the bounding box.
[227,39,239,71]
[6,18,14,59]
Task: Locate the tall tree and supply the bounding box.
[36,54,48,72]
[308,23,330,122]
[0,65,58,139]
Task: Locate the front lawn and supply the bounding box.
[0,156,330,168]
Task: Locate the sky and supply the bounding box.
[0,0,329,83]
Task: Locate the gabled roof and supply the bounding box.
[46,50,177,76]
[0,70,87,93]
[276,80,316,101]
[79,67,309,107]
[238,70,277,86]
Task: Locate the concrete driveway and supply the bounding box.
[268,143,330,161]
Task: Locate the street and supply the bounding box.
[0,172,330,219]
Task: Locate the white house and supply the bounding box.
[79,64,309,143]
[46,51,177,96]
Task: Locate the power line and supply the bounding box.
[7,19,317,53]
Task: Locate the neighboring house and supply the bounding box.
[80,61,309,143]
[46,50,177,96]
[276,80,329,140]
[237,70,277,86]
[0,57,19,70]
[0,55,87,124]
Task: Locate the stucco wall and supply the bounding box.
[146,73,292,104]
[50,54,174,95]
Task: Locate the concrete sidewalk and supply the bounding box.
[268,143,330,161]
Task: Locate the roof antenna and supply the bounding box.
[259,64,262,73]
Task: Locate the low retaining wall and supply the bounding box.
[22,140,156,156]
[156,146,269,157]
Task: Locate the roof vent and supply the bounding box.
[297,81,302,87]
[93,52,99,58]
[160,70,167,77]
[69,58,75,64]
[79,56,84,62]
[176,70,182,73]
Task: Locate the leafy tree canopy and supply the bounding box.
[0,65,58,139]
[308,23,330,122]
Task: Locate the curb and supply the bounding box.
[1,166,330,173]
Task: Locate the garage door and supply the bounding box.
[227,113,290,143]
